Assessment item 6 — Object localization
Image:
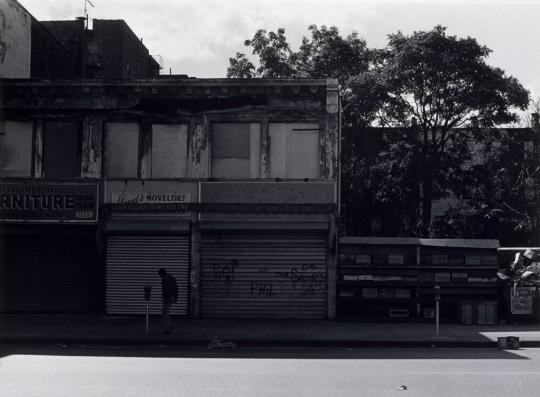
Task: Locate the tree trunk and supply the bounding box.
[421,174,433,235]
[418,127,433,236]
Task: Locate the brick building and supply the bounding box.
[0,0,159,79]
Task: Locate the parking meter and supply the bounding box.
[434,285,441,301]
[434,285,441,336]
[144,285,151,335]
[144,285,152,300]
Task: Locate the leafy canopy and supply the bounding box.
[347,26,530,236]
[348,25,530,129]
[227,25,370,84]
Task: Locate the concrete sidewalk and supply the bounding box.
[1,314,539,347]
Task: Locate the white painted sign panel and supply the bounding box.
[111,192,192,204]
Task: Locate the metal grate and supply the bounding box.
[106,235,190,315]
[201,235,327,319]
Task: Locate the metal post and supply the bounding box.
[435,300,440,337]
[144,285,151,335]
[145,300,149,335]
[434,285,441,337]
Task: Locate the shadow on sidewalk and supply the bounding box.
[0,344,530,360]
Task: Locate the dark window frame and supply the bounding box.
[42,120,82,178]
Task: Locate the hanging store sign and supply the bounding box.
[0,183,98,222]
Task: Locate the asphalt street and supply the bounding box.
[0,345,539,397]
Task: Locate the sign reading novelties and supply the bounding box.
[111,192,192,204]
[0,183,99,222]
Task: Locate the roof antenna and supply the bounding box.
[84,0,95,29]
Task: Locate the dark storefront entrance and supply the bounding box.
[0,225,102,312]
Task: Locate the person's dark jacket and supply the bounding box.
[161,273,178,305]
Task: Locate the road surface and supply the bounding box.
[0,345,538,396]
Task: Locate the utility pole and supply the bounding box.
[434,285,441,337]
[533,113,540,247]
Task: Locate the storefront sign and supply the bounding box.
[511,287,533,315]
[0,183,98,222]
[111,192,192,205]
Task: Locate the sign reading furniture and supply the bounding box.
[0,183,99,222]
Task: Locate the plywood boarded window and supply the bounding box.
[388,254,404,265]
[211,123,260,178]
[269,123,319,179]
[104,122,139,178]
[465,255,482,265]
[355,254,372,265]
[0,121,33,177]
[151,124,188,178]
[432,254,448,265]
[43,121,81,178]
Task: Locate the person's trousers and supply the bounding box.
[162,301,173,332]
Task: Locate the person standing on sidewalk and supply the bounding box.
[158,268,178,334]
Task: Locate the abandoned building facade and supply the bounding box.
[0,77,340,319]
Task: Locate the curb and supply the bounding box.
[2,337,539,348]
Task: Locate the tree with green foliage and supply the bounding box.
[347,26,530,235]
[431,127,538,244]
[227,25,370,83]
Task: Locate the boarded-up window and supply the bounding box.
[395,289,411,299]
[211,123,260,178]
[0,121,33,177]
[355,254,371,265]
[43,122,81,178]
[481,255,497,265]
[435,272,451,282]
[151,124,188,178]
[104,122,139,178]
[269,123,319,179]
[465,255,482,265]
[448,255,465,265]
[432,254,448,265]
[388,254,404,265]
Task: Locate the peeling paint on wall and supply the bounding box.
[188,116,209,178]
[325,81,339,180]
[33,120,43,178]
[0,0,31,78]
[81,116,103,178]
[260,119,269,178]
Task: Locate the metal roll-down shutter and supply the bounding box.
[201,234,327,319]
[106,235,190,315]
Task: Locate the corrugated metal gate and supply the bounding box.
[106,236,190,315]
[201,234,327,318]
[0,231,101,312]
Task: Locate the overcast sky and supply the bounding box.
[21,0,540,101]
